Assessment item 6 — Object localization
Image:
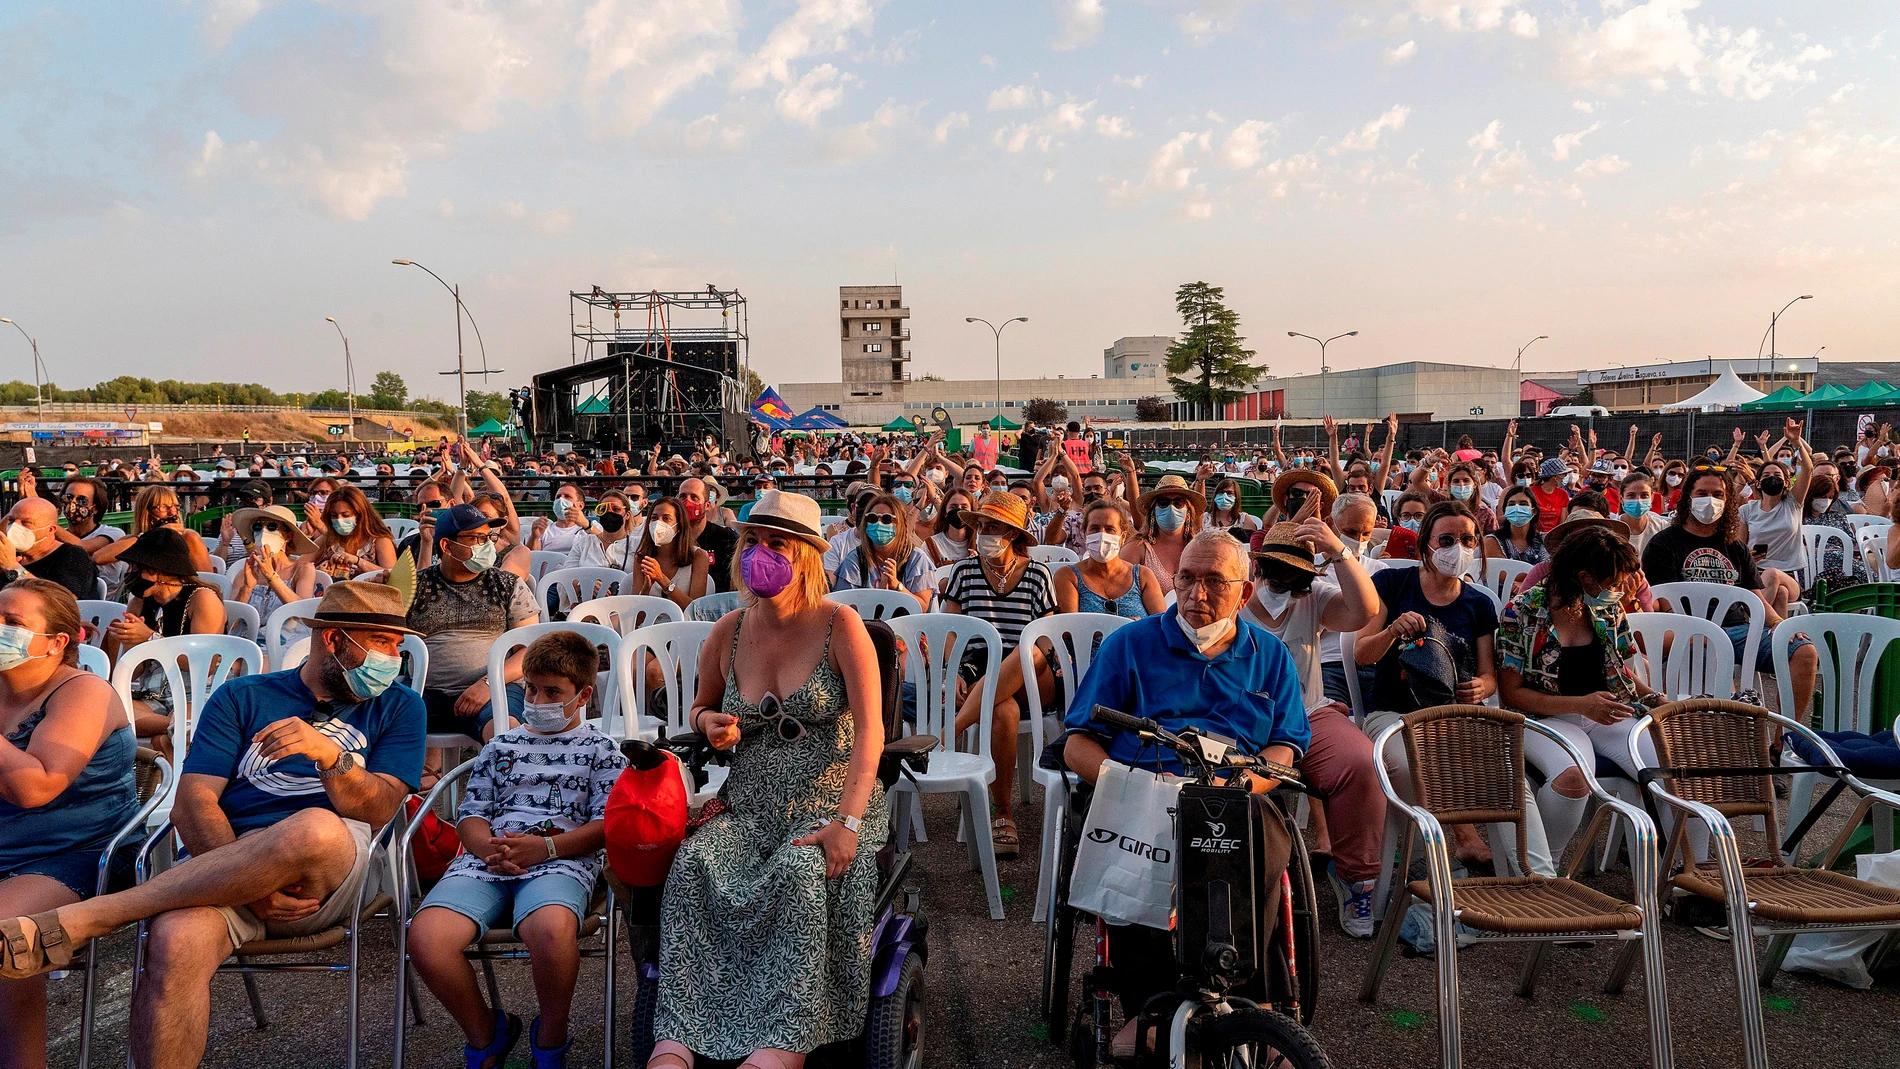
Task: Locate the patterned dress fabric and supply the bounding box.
[656,609,890,1058]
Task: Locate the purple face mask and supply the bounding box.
[741,543,794,599]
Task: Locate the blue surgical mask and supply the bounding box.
[1515,477,1532,488]
[1399,518,1421,533]
[1449,484,1474,501]
[1155,504,1187,532]
[460,540,497,573]
[1583,587,1621,610]
[1213,492,1236,511]
[866,521,896,547]
[893,485,913,504]
[338,635,402,700]
[1622,498,1650,519]
[1503,504,1534,528]
[331,516,356,536]
[0,624,52,672]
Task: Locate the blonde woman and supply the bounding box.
[91,485,211,582]
[830,490,934,611]
[1119,473,1204,591]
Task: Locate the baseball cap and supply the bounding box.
[432,503,504,542]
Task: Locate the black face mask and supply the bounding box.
[598,512,626,534]
[125,575,152,599]
[1760,476,1786,497]
[1083,491,1103,504]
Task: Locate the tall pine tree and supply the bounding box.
[1165,281,1262,419]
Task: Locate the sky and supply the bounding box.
[2,1,1896,405]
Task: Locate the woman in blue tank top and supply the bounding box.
[0,579,136,1064]
[1054,500,1166,619]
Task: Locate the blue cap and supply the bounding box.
[1538,457,1571,480]
[432,503,503,542]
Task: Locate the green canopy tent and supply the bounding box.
[882,416,919,432]
[1827,381,1899,407]
[1791,383,1850,407]
[982,414,1022,430]
[574,395,611,415]
[1738,386,1807,411]
[468,417,511,436]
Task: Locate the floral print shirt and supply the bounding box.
[1496,581,1643,705]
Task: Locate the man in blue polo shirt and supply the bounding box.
[1,582,424,1069]
[1064,529,1310,781]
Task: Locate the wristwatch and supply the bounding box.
[836,813,863,834]
[317,751,356,780]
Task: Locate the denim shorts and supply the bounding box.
[1,847,119,900]
[423,684,525,741]
[420,872,593,935]
[1727,623,1811,675]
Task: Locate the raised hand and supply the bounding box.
[1784,416,1803,442]
[1732,427,1745,445]
[1322,415,1337,437]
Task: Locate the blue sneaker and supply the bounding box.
[529,1016,571,1069]
[1328,864,1377,939]
[465,1011,521,1069]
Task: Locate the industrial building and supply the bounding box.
[1570,357,1820,413]
[1214,362,1520,423]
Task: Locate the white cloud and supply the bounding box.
[1095,114,1136,138]
[1105,130,1209,199]
[1187,201,1214,219]
[775,63,855,127]
[1409,0,1520,34]
[1574,154,1629,178]
[1549,0,1832,100]
[1178,0,1263,44]
[1550,122,1601,161]
[1218,120,1276,169]
[731,0,877,91]
[190,130,226,178]
[1573,100,1596,113]
[1467,119,1502,152]
[987,83,1048,111]
[824,99,922,161]
[200,0,276,50]
[1384,40,1417,65]
[993,96,1098,153]
[1112,73,1146,89]
[1052,0,1105,51]
[1727,99,1900,212]
[1332,105,1411,154]
[682,113,747,153]
[1508,10,1538,38]
[489,201,572,235]
[932,111,970,143]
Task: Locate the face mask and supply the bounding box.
[649,520,677,546]
[1154,505,1187,532]
[1738,484,1754,501]
[682,499,707,523]
[310,493,328,511]
[1759,476,1786,497]
[338,635,402,700]
[1399,518,1421,533]
[1257,587,1291,617]
[1515,477,1532,488]
[1621,498,1650,519]
[925,469,945,486]
[1340,537,1368,560]
[1175,611,1234,654]
[0,624,52,672]
[1665,473,1683,487]
[741,543,794,598]
[1564,473,1580,488]
[627,499,644,517]
[1085,531,1121,562]
[521,695,580,733]
[1811,498,1833,514]
[1503,504,1534,528]
[1051,476,1069,493]
[331,516,356,536]
[6,523,37,553]
[1612,467,1628,479]
[866,521,896,547]
[258,530,287,555]
[976,534,1010,560]
[1448,484,1474,501]
[1652,465,1665,477]
[1582,587,1621,610]
[598,512,626,534]
[65,500,92,520]
[1213,492,1236,511]
[459,540,496,573]
[1431,543,1474,577]
[1690,496,1724,524]
[892,485,913,504]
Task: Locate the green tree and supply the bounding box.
[742,367,766,401]
[368,371,408,410]
[1024,397,1067,425]
[1164,281,1261,418]
[464,390,510,425]
[304,389,352,410]
[1135,395,1170,422]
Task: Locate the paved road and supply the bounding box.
[48,791,1900,1069]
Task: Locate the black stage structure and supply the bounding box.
[527,287,751,458]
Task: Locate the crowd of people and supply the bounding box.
[0,409,1896,1069]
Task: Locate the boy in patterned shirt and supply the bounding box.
[407,630,626,1069]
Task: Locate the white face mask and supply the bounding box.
[258,530,287,556]
[1811,498,1833,514]
[1690,496,1724,524]
[1338,537,1368,560]
[5,523,37,553]
[649,520,677,546]
[1175,610,1234,653]
[1665,473,1683,487]
[1256,587,1292,618]
[976,534,1010,560]
[520,694,581,733]
[1084,531,1121,563]
[1431,543,1474,578]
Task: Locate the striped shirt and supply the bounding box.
[943,557,1056,652]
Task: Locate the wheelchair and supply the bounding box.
[621,619,934,1069]
[1041,707,1330,1069]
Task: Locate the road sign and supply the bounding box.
[1469,407,1485,416]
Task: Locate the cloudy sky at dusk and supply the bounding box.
[2,1,1895,402]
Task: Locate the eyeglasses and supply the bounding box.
[863,512,900,525]
[756,692,806,743]
[1174,573,1244,596]
[61,494,93,504]
[455,533,500,546]
[1431,533,1478,548]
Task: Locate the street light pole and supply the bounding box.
[1757,294,1814,361]
[965,316,1028,426]
[392,260,502,441]
[1287,330,1358,417]
[0,319,45,419]
[324,317,357,441]
[1514,334,1550,374]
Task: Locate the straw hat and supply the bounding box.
[1271,469,1337,516]
[1547,508,1620,550]
[1249,521,1321,576]
[957,490,1034,538]
[293,581,423,637]
[1135,473,1206,512]
[231,504,317,555]
[732,490,830,551]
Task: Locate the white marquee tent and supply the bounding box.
[1659,364,1767,412]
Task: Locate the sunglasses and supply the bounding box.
[756,692,806,743]
[863,512,898,525]
[251,522,285,534]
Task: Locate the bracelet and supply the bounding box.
[544,835,558,861]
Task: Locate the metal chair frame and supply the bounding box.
[73,756,174,1069]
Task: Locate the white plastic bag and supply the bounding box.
[1068,761,1183,931]
[1782,850,1900,989]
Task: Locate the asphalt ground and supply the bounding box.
[45,788,1900,1069]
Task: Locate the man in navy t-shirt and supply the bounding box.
[7,583,424,1069]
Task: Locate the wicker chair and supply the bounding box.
[1361,705,1672,1069]
[1632,698,1900,1069]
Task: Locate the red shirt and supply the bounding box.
[1530,484,1571,534]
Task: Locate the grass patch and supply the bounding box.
[1384,1010,1427,1029]
[1567,1004,1609,1024]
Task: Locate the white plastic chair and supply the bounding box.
[1028,545,1079,566]
[222,599,261,644]
[687,590,742,622]
[195,571,233,598]
[262,597,322,671]
[199,552,227,576]
[1650,581,1764,694]
[487,621,622,734]
[568,594,682,635]
[94,576,108,600]
[535,566,633,622]
[1476,557,1533,603]
[1381,488,1404,517]
[616,621,718,801]
[1625,612,1738,701]
[1776,614,1900,856]
[76,644,109,678]
[79,599,124,649]
[109,635,263,821]
[885,614,1005,920]
[1796,525,1854,589]
[1017,613,1131,922]
[825,588,921,621]
[382,516,420,540]
[1856,527,1893,582]
[1378,557,1420,570]
[1843,513,1893,533]
[527,550,568,586]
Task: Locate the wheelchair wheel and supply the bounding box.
[1282,811,1322,1024]
[1188,1006,1333,1069]
[863,950,924,1069]
[1041,781,1080,1040]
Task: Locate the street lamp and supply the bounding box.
[1757,294,1813,361]
[1287,330,1358,417]
[324,317,357,441]
[1514,334,1549,374]
[0,319,46,419]
[391,259,503,440]
[965,317,1028,428]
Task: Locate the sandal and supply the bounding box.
[0,910,74,980]
[529,1016,571,1069]
[464,1010,522,1069]
[990,816,1020,859]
